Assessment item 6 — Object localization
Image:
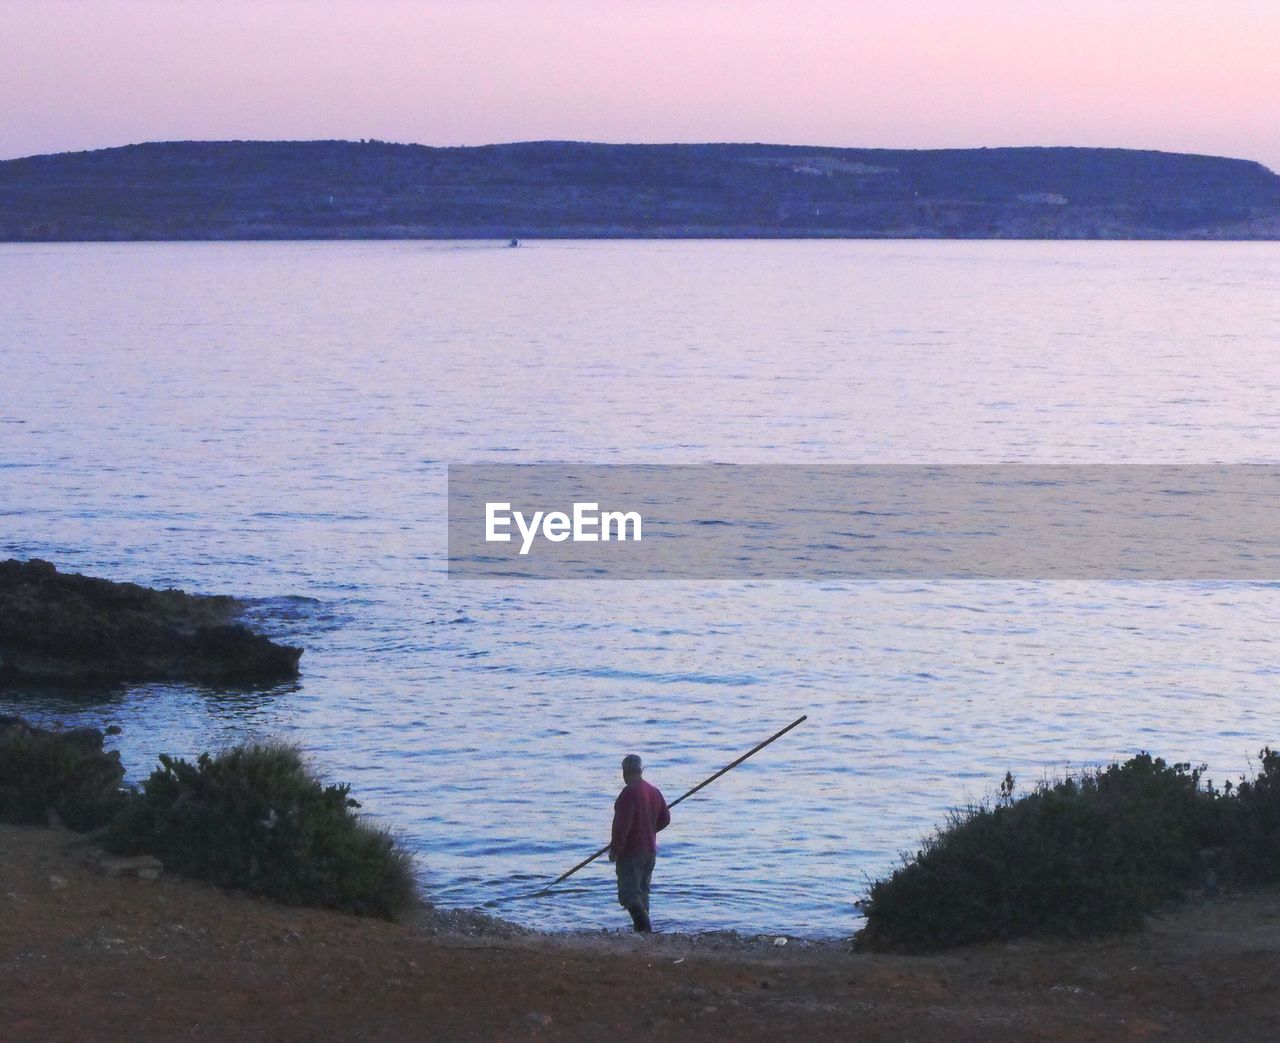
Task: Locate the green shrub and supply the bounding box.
[857,754,1224,952]
[104,742,417,919]
[0,716,126,831]
[1226,746,1280,884]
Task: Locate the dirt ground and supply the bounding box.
[3,824,1278,1042]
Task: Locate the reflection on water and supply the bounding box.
[2,241,1280,935]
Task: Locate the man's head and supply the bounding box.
[621,753,643,783]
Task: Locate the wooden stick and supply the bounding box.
[520,714,807,900]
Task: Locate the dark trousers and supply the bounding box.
[615,852,656,912]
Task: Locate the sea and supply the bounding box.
[2,239,1279,936]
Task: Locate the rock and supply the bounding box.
[92,854,164,880]
[0,558,302,687]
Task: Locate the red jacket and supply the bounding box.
[610,779,671,859]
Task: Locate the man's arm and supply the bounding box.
[656,791,671,833]
[610,789,634,860]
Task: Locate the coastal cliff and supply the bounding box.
[3,139,1279,240]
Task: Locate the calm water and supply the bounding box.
[2,240,1279,936]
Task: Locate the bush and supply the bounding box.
[857,755,1225,952]
[1226,746,1280,884]
[0,716,126,831]
[104,742,417,919]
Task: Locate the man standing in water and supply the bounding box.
[609,753,670,933]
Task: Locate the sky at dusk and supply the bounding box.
[4,0,1279,169]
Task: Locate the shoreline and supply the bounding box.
[421,902,856,955]
[5,823,1278,1041]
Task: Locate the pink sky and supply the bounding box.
[4,0,1279,169]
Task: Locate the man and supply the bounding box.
[609,753,670,933]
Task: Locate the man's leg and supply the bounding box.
[616,856,652,933]
[628,904,651,932]
[639,853,655,915]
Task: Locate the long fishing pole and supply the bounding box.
[509,714,807,902]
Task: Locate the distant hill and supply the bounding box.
[3,139,1279,240]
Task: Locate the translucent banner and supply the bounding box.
[447,465,1280,580]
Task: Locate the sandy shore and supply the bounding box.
[3,824,1278,1041]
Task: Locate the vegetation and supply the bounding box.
[3,140,1279,240]
[104,742,417,919]
[0,716,416,920]
[858,750,1280,952]
[0,717,126,831]
[1221,747,1280,885]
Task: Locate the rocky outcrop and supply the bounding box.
[0,559,302,687]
